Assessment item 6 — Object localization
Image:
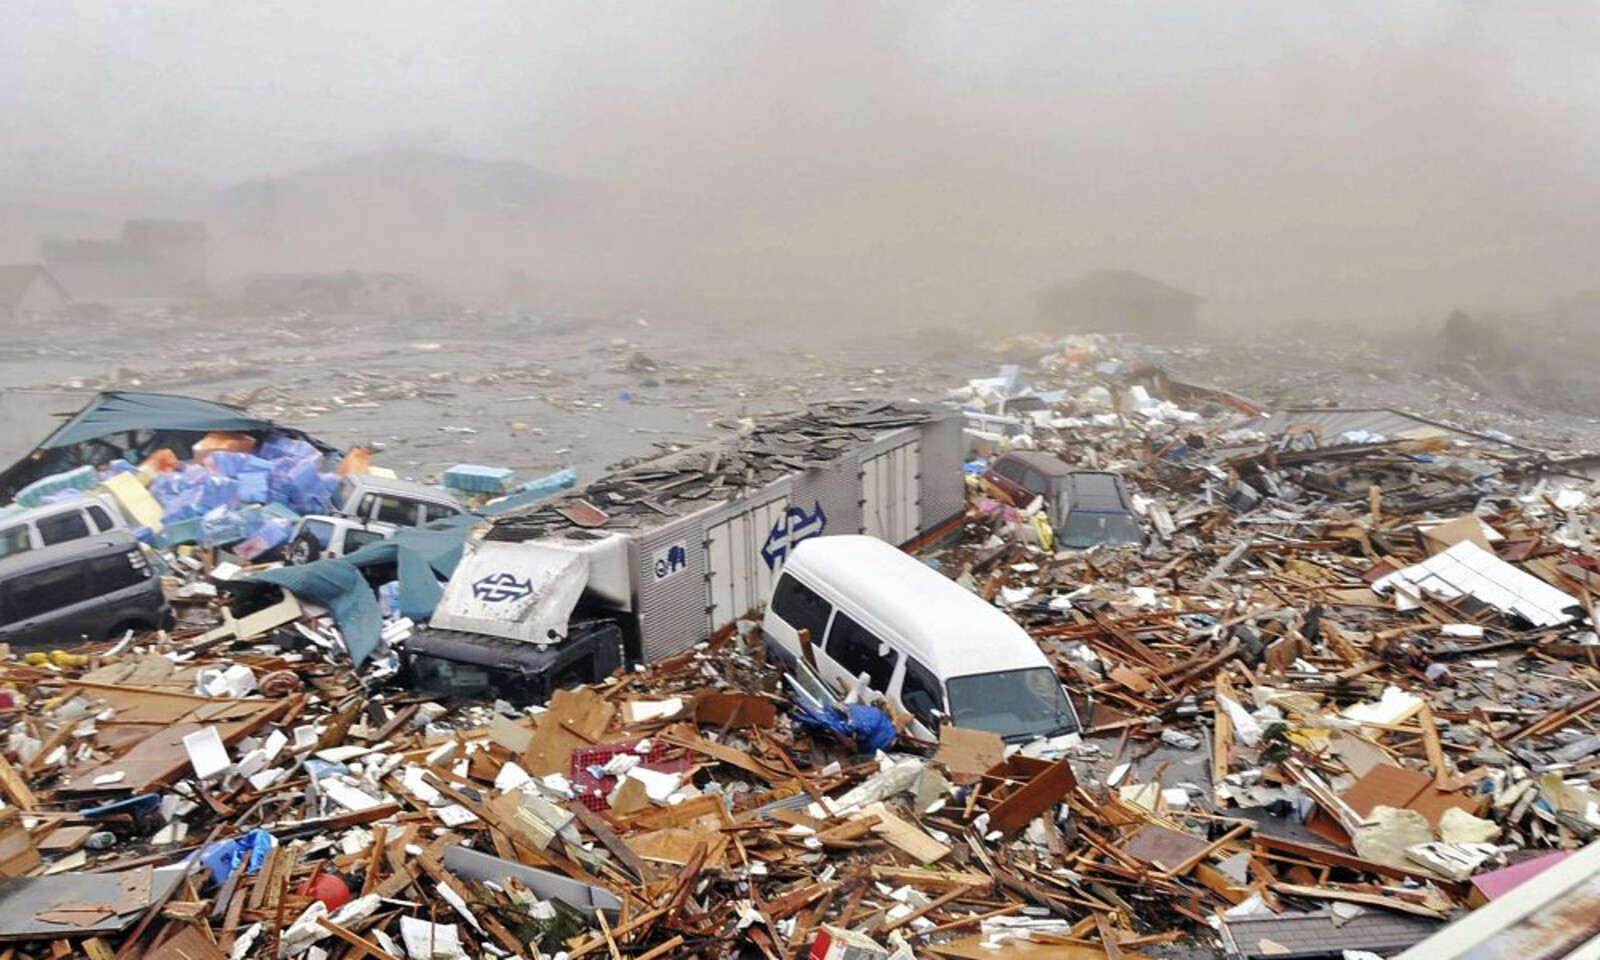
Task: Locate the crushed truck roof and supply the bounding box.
[486,398,941,542]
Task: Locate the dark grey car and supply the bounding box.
[1059,471,1143,548]
[0,533,171,650]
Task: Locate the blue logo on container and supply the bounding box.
[472,571,534,603]
[762,501,827,569]
[655,544,688,580]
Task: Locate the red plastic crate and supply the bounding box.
[569,738,693,812]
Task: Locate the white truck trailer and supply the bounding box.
[401,400,965,700]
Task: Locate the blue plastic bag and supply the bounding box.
[791,700,898,754]
[199,829,277,886]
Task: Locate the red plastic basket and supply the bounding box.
[569,738,693,812]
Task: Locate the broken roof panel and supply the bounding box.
[1374,539,1579,627]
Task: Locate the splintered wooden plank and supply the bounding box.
[987,757,1077,836]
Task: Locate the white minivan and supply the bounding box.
[0,495,128,561]
[762,535,1080,743]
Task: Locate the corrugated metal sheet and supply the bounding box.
[919,414,967,529]
[1374,540,1580,627]
[791,448,862,540]
[705,493,790,634]
[861,440,920,544]
[633,513,711,663]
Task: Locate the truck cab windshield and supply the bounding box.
[945,667,1077,741]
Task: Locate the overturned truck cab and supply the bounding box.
[402,535,630,704]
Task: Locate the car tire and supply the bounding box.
[288,533,322,565]
[106,620,152,641]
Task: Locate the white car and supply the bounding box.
[285,515,398,564]
[0,495,128,561]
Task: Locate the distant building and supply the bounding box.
[1036,269,1202,338]
[229,271,453,317]
[41,219,208,301]
[0,264,71,322]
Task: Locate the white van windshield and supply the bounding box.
[946,667,1076,740]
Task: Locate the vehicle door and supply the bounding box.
[890,655,946,742]
[0,562,96,647]
[87,550,157,631]
[820,611,900,705]
[983,458,1030,507]
[764,573,834,670]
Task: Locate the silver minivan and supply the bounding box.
[333,476,465,527]
[0,496,128,561]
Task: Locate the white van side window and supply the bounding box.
[826,613,897,692]
[771,574,831,640]
[0,527,28,559]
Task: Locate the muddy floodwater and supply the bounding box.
[6,312,1600,484]
[0,312,971,482]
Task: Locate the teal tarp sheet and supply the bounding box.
[254,561,385,667]
[254,516,475,667]
[39,391,286,450]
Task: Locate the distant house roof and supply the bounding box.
[0,264,70,309]
[1042,269,1202,306]
[122,219,208,243]
[233,270,414,302]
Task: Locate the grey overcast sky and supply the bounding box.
[4,1,1600,321]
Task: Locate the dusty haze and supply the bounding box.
[3,1,1599,328]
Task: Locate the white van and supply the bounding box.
[762,535,1079,743]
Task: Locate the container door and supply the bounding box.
[705,497,789,634]
[860,441,920,544]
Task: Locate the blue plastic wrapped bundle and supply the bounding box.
[234,516,296,560]
[482,466,578,516]
[97,459,139,481]
[516,465,576,498]
[14,465,98,508]
[199,473,239,512]
[444,463,514,494]
[160,484,207,525]
[200,507,249,547]
[157,516,205,547]
[258,435,320,463]
[206,452,274,503]
[310,472,341,512]
[790,699,898,754]
[268,456,322,511]
[150,463,208,506]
